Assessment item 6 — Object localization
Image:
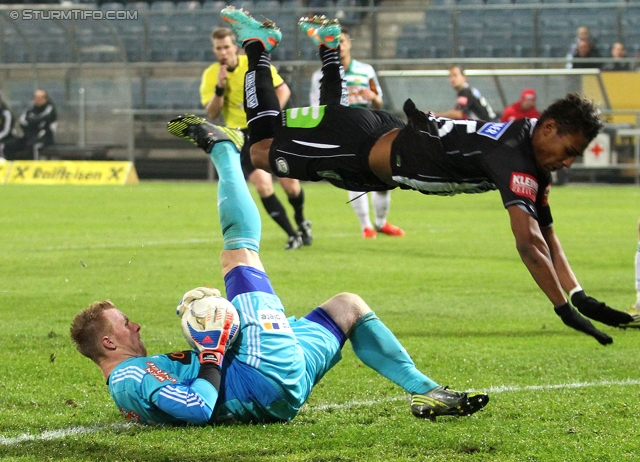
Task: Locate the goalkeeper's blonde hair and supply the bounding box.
[70,300,117,363]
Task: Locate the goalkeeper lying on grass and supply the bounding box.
[70,122,489,426]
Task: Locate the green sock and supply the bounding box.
[350,312,438,394]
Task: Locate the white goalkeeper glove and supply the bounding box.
[176,286,221,318]
[181,295,236,366]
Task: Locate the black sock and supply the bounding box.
[244,41,280,144]
[319,45,347,106]
[288,189,306,226]
[261,194,297,237]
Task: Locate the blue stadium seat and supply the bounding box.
[176,1,202,10]
[127,1,150,11]
[150,0,175,10]
[227,0,256,10]
[148,11,174,34]
[173,12,200,34]
[202,0,227,10]
[456,9,484,34]
[101,2,125,9]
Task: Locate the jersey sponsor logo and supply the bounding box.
[510,172,538,200]
[119,407,141,423]
[457,95,469,106]
[275,157,289,175]
[477,122,511,140]
[145,361,177,384]
[257,309,292,332]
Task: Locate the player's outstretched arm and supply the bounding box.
[541,225,635,327]
[508,206,612,344]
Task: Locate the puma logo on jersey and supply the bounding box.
[477,121,511,140]
[510,172,538,200]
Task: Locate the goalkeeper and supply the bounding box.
[70,120,489,426]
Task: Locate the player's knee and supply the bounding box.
[249,169,274,196]
[250,140,272,171]
[322,292,372,324]
[279,177,301,197]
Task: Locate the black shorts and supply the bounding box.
[268,105,404,191]
[239,129,256,177]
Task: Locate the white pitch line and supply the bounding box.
[2,378,638,446]
[11,233,355,253]
[307,378,640,412]
[0,423,133,446]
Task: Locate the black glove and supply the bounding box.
[554,302,613,345]
[571,290,633,327]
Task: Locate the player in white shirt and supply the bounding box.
[310,27,404,239]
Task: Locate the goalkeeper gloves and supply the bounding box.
[182,301,235,363]
[554,302,612,345]
[176,287,221,318]
[571,290,634,327]
[188,305,235,393]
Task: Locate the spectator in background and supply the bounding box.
[601,42,630,72]
[309,26,404,239]
[433,65,498,121]
[568,38,601,69]
[200,27,311,251]
[0,95,14,159]
[567,26,594,58]
[501,88,540,123]
[4,89,57,160]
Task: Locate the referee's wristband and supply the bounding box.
[214,86,225,97]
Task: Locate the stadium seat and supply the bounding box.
[150,0,175,10]
[456,9,484,34]
[100,2,125,9]
[202,0,227,10]
[127,1,150,11]
[176,1,202,10]
[429,0,456,5]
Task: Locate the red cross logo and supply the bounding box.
[590,142,604,157]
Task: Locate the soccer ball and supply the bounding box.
[181,294,240,351]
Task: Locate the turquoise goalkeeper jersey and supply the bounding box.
[108,267,342,426]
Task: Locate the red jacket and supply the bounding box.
[501,102,540,122]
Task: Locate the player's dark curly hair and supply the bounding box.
[537,93,604,143]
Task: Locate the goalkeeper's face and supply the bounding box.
[105,309,148,358]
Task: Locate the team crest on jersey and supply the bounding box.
[510,172,538,200]
[457,95,468,106]
[477,121,511,140]
[275,157,289,175]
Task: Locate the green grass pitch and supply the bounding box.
[0,181,639,461]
